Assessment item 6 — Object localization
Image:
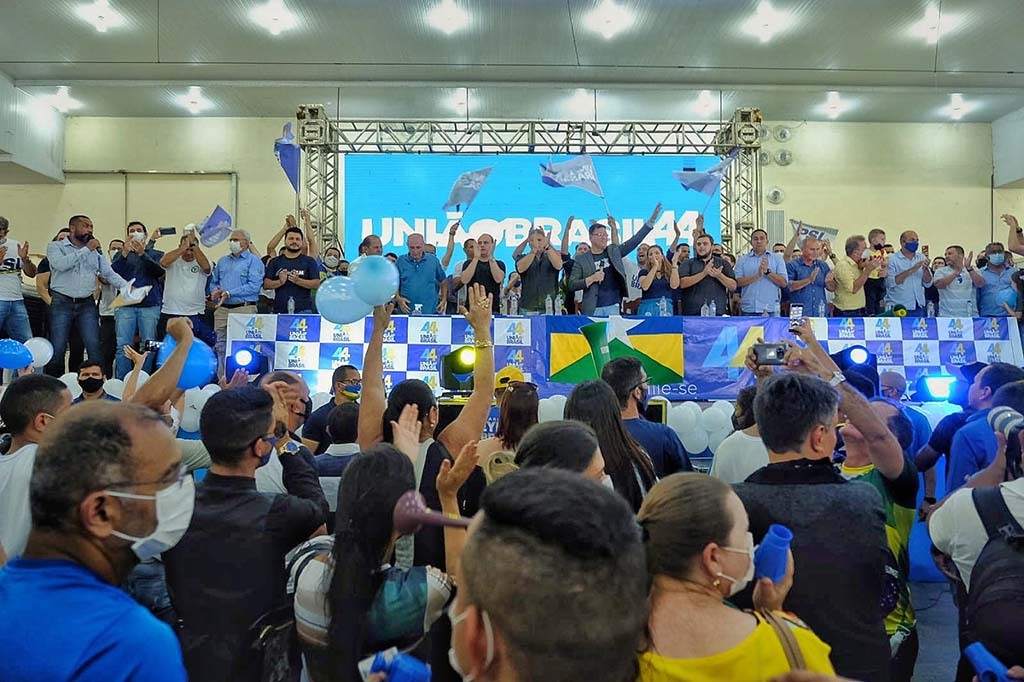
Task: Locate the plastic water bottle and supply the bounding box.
[709,299,717,317]
[772,301,781,317]
[509,291,520,316]
[658,297,669,317]
[554,293,563,315]
[545,294,554,315]
[967,297,977,318]
[754,524,793,583]
[700,300,710,317]
[926,301,936,318]
[500,292,507,315]
[287,296,295,314]
[816,300,827,318]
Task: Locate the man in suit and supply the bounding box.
[568,203,663,316]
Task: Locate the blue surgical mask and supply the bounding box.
[989,253,1006,266]
[905,241,920,253]
[257,435,277,467]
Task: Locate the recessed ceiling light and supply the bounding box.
[250,0,298,36]
[76,0,125,33]
[741,1,793,43]
[40,86,83,114]
[583,0,635,40]
[695,90,716,116]
[822,91,847,119]
[426,0,469,35]
[909,5,959,45]
[176,86,212,115]
[945,93,972,120]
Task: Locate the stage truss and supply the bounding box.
[297,107,763,254]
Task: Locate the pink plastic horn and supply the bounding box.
[393,490,471,536]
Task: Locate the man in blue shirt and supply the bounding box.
[111,222,164,379]
[600,357,692,477]
[44,215,129,378]
[396,233,447,314]
[977,242,1018,317]
[786,236,835,316]
[0,401,191,681]
[886,230,933,315]
[210,229,265,378]
[947,362,1024,491]
[879,371,932,457]
[262,227,320,314]
[734,229,789,315]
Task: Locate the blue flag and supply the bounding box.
[198,205,233,248]
[539,154,604,197]
[442,166,494,211]
[274,122,301,193]
[672,148,738,196]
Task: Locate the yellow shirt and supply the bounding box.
[832,255,866,312]
[638,611,834,682]
[868,248,889,280]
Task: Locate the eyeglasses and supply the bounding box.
[339,378,361,386]
[104,463,188,493]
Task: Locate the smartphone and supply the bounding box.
[159,226,177,235]
[789,304,804,330]
[752,343,788,366]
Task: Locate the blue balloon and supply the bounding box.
[155,336,218,389]
[0,339,32,370]
[317,275,374,325]
[350,255,400,307]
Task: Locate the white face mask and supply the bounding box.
[324,255,340,269]
[448,602,494,682]
[716,531,755,597]
[229,240,243,255]
[105,471,195,561]
[601,474,615,490]
[130,232,146,243]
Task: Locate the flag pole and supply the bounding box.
[700,191,716,217]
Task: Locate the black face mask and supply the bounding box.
[78,377,104,394]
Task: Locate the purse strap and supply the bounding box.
[759,609,806,671]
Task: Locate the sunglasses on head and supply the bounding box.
[507,381,538,392]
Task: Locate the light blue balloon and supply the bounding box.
[350,255,400,307]
[156,336,218,389]
[0,339,32,370]
[317,275,374,325]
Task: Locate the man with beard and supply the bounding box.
[262,227,321,314]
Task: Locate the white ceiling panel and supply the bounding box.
[936,0,1024,72]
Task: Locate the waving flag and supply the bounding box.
[274,122,301,193]
[198,205,233,248]
[540,154,605,197]
[442,166,494,211]
[673,148,738,196]
[548,317,683,385]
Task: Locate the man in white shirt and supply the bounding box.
[932,245,984,317]
[0,375,72,559]
[0,217,38,343]
[709,386,769,483]
[160,232,215,347]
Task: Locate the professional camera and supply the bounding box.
[989,406,1024,480]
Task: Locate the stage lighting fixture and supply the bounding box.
[227,346,269,379]
[831,345,873,370]
[441,346,476,391]
[914,375,956,402]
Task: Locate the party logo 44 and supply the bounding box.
[946,319,968,340]
[418,321,440,344]
[288,317,309,341]
[382,321,398,344]
[948,342,969,365]
[245,317,264,340]
[418,347,440,372]
[838,318,856,339]
[983,318,1004,340]
[332,346,351,366]
[909,317,931,339]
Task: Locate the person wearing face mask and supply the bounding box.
[602,357,692,477]
[159,231,215,347]
[301,363,362,455]
[0,216,38,345]
[977,241,1019,317]
[0,401,191,682]
[72,361,119,403]
[736,346,897,682]
[110,221,165,379]
[253,370,321,494]
[162,385,328,682]
[448,468,649,682]
[710,385,769,484]
[319,246,345,278]
[210,229,265,379]
[864,229,890,316]
[885,230,933,316]
[638,473,834,681]
[0,375,73,562]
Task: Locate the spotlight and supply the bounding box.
[848,347,869,365]
[441,346,475,391]
[830,345,879,396]
[227,346,268,379]
[914,374,956,402]
[831,345,873,369]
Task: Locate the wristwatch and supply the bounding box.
[280,440,302,456]
[828,371,847,387]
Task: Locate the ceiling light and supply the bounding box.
[945,93,973,121]
[447,89,468,115]
[76,0,125,33]
[695,90,716,116]
[426,0,469,35]
[250,0,298,36]
[741,1,792,43]
[176,86,212,115]
[40,86,83,114]
[582,0,635,40]
[909,5,958,44]
[567,89,594,119]
[823,91,846,119]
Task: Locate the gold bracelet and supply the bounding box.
[445,512,462,520]
[473,341,493,349]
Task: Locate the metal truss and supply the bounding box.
[297,106,762,252]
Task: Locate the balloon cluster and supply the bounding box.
[667,400,735,456]
[318,255,400,325]
[180,384,221,432]
[0,337,52,370]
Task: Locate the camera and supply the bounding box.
[989,406,1024,480]
[142,340,164,353]
[752,343,788,366]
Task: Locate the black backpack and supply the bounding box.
[963,486,1024,665]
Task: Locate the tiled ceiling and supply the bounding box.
[2,0,1024,121]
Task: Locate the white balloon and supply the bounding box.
[133,370,150,388]
[60,372,83,399]
[708,428,732,454]
[180,406,201,433]
[103,379,125,399]
[680,429,710,455]
[24,337,54,368]
[699,408,730,435]
[711,399,735,416]
[678,401,702,420]
[311,391,332,411]
[667,405,698,435]
[538,398,563,423]
[184,387,204,410]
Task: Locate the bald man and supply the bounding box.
[396,234,447,315]
[879,371,933,461]
[886,230,933,315]
[460,233,506,312]
[786,236,835,316]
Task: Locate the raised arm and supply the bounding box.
[130,318,194,410]
[619,203,662,256]
[544,229,563,270]
[357,303,393,450]
[440,221,460,270]
[159,240,189,268]
[438,284,494,456]
[17,242,36,278]
[300,209,319,260]
[266,216,290,258]
[1003,215,1024,257]
[783,224,802,263]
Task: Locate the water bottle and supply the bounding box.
[658,297,668,317]
[926,301,936,318]
[555,293,563,315]
[964,642,1013,682]
[500,292,507,315]
[413,303,423,315]
[967,297,977,318]
[544,294,554,315]
[816,300,827,318]
[709,299,717,317]
[754,524,793,583]
[700,300,710,317]
[287,296,295,314]
[772,301,781,317]
[360,648,431,682]
[509,292,520,316]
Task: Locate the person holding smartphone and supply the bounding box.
[110,221,165,379]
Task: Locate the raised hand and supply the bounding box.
[0,246,8,263]
[1003,214,1021,231]
[695,214,705,235]
[448,219,461,237]
[964,251,974,271]
[86,238,102,252]
[17,242,28,260]
[278,268,289,282]
[760,256,770,274]
[285,214,297,228]
[825,268,836,284]
[390,403,423,463]
[672,247,684,264]
[165,317,195,343]
[437,440,480,499]
[809,266,821,282]
[124,345,149,367]
[130,238,145,255]
[752,549,795,613]
[373,302,395,331]
[673,220,681,239]
[459,283,492,332]
[647,202,664,226]
[223,368,249,388]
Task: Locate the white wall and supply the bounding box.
[0,116,1021,264]
[994,106,1024,189]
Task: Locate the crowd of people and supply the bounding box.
[1,209,1024,682]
